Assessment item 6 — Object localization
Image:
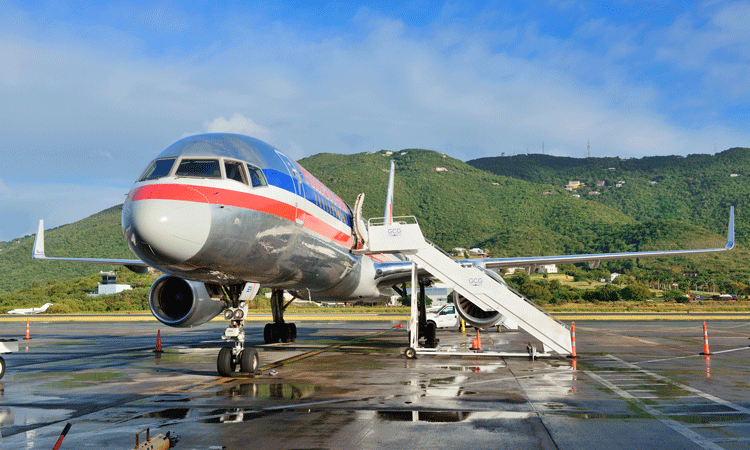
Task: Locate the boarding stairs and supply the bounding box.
[359,216,572,357]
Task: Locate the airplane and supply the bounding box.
[7,303,54,315]
[32,133,736,376]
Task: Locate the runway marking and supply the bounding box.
[586,354,750,449]
[639,346,750,365]
[585,369,724,450]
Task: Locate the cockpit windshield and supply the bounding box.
[138,158,176,182]
[175,159,221,178]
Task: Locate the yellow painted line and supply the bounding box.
[552,314,750,321]
[0,314,410,323]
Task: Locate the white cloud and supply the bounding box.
[204,114,272,141]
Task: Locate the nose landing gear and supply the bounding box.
[216,284,260,377]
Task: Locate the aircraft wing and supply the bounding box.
[32,220,149,271]
[478,206,735,270]
[374,207,735,285]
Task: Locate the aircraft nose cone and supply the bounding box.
[123,195,211,264]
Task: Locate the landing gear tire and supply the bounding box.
[425,322,438,348]
[404,347,417,359]
[278,323,290,343]
[240,348,259,375]
[264,323,297,344]
[264,323,278,344]
[0,356,5,380]
[217,347,237,377]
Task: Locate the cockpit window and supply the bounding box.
[175,159,221,178]
[139,158,175,181]
[224,160,247,184]
[246,164,267,187]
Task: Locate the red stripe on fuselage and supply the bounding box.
[127,183,352,247]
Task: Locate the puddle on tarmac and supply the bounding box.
[41,371,126,389]
[377,410,472,422]
[438,365,505,373]
[0,406,75,427]
[217,382,315,400]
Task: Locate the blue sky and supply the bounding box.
[1,1,749,241]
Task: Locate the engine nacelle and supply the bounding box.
[454,294,502,329]
[148,275,225,327]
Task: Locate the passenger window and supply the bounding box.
[442,306,454,315]
[246,164,267,187]
[224,161,247,184]
[175,159,221,178]
[139,158,175,181]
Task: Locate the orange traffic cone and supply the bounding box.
[24,318,31,340]
[154,330,163,353]
[392,323,403,329]
[470,329,482,351]
[700,321,712,355]
[568,321,577,359]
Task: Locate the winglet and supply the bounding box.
[726,206,735,250]
[33,220,46,259]
[384,160,395,225]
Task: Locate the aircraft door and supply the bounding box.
[276,152,305,225]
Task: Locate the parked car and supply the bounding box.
[426,304,460,329]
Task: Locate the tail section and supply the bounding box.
[384,160,395,225]
[33,220,46,259]
[726,206,735,250]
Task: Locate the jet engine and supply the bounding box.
[148,275,225,327]
[454,294,502,329]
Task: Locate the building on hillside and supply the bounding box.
[92,271,132,296]
[565,181,583,190]
[451,247,467,257]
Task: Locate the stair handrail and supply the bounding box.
[477,266,570,330]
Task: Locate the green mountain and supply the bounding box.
[1,148,747,296]
[467,148,750,247]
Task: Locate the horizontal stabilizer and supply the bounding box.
[32,219,149,269]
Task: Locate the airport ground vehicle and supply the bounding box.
[426,304,460,329]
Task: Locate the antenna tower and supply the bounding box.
[587,140,591,158]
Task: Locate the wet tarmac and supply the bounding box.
[1,318,750,449]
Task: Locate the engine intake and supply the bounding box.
[149,275,224,327]
[454,294,501,328]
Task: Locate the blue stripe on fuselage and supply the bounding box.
[262,169,352,228]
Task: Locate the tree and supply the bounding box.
[620,283,653,301]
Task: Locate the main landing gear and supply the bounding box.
[394,281,437,350]
[263,289,297,344]
[217,284,259,377]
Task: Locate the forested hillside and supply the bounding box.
[467,148,750,247]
